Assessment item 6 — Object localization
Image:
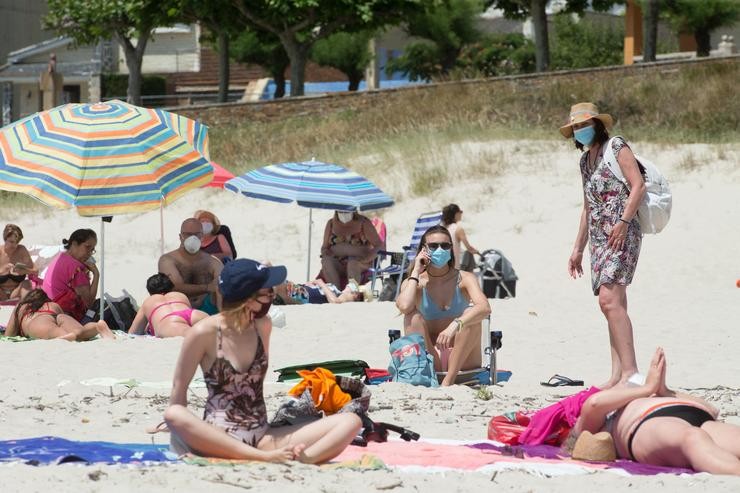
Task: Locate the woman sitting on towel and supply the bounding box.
[274,277,365,305]
[128,273,209,337]
[396,225,492,386]
[42,228,99,321]
[568,347,740,475]
[0,224,35,301]
[4,289,114,340]
[164,258,361,463]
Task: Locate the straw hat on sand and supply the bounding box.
[571,431,617,462]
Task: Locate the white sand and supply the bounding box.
[1,139,739,492]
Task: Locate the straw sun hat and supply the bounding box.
[571,431,617,462]
[559,102,614,138]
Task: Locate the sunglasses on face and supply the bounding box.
[427,242,452,250]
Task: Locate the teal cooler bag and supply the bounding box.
[388,333,439,387]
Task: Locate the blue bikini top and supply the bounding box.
[419,273,469,320]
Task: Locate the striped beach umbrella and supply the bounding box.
[0,100,213,318]
[224,160,393,211]
[0,100,213,216]
[225,159,393,279]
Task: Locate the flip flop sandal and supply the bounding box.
[540,374,584,387]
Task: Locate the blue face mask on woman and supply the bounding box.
[574,125,596,147]
[429,247,451,267]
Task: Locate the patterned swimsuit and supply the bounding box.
[202,326,269,446]
[579,137,642,295]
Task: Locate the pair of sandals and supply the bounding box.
[540,374,584,387]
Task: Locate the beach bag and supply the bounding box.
[90,291,138,331]
[388,333,439,387]
[274,360,370,383]
[604,136,672,234]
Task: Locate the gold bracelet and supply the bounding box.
[453,318,464,333]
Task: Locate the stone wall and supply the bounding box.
[169,55,740,127]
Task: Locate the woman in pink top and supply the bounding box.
[42,229,99,321]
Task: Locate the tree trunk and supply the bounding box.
[117,31,150,106]
[273,71,286,98]
[280,34,309,97]
[530,0,549,72]
[217,32,230,103]
[642,0,659,62]
[694,28,711,57]
[347,72,362,91]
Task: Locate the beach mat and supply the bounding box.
[333,439,695,476]
[0,437,176,465]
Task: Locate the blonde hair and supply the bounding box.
[220,297,254,332]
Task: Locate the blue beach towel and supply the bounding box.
[0,436,176,465]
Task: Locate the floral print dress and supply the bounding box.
[579,137,642,295]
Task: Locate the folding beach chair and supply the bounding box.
[369,211,442,301]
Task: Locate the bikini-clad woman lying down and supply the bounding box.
[164,259,361,463]
[129,273,208,337]
[569,347,740,475]
[5,289,114,340]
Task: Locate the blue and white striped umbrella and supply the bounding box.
[225,160,393,280]
[224,160,394,211]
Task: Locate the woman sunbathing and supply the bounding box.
[4,289,114,340]
[274,278,365,305]
[0,224,35,301]
[128,273,208,337]
[164,258,362,463]
[569,347,740,475]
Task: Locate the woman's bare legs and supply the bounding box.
[10,280,32,301]
[346,259,370,285]
[404,310,441,371]
[598,283,638,385]
[56,314,114,340]
[321,256,343,287]
[440,318,482,386]
[262,413,362,464]
[632,418,740,475]
[701,421,740,460]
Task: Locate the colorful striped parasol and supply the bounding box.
[0,100,213,216]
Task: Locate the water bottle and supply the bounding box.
[388,329,401,345]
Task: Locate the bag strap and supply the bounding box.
[603,136,631,191]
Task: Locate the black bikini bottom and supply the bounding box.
[627,405,714,461]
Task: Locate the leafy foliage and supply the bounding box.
[454,33,536,78]
[662,0,740,56]
[550,13,624,69]
[311,31,375,91]
[231,29,290,98]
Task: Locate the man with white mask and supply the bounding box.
[158,218,223,314]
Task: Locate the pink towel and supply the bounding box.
[518,386,601,445]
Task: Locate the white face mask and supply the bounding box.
[201,222,214,235]
[183,235,201,254]
[337,212,354,224]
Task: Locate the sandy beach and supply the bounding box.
[1,138,739,492]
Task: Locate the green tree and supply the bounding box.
[550,13,624,69]
[490,0,621,72]
[454,32,535,78]
[311,31,374,91]
[178,0,242,103]
[641,0,660,62]
[231,29,290,98]
[231,0,422,96]
[663,0,740,57]
[44,0,179,105]
[386,0,485,80]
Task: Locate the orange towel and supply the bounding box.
[288,367,352,414]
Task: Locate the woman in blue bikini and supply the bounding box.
[396,225,491,386]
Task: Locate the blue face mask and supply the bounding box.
[574,125,596,146]
[430,247,451,267]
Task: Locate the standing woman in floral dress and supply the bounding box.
[562,103,646,388]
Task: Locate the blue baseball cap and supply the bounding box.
[218,258,287,302]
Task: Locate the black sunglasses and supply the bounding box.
[427,242,452,250]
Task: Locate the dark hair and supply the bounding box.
[3,224,23,242]
[408,225,455,274]
[63,229,97,250]
[441,204,461,226]
[575,118,610,151]
[14,288,51,329]
[147,273,174,295]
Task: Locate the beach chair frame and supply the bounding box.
[369,211,442,301]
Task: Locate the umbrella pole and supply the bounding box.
[160,202,165,256]
[306,209,312,282]
[99,217,105,321]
